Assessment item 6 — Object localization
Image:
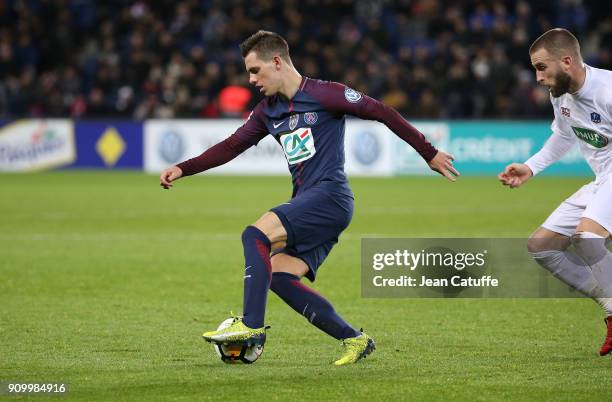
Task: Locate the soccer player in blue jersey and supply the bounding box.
[160,31,459,365]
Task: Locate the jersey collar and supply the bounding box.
[299,76,308,92]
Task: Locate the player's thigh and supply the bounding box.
[527,227,571,252]
[576,218,610,237]
[270,253,309,278]
[580,178,612,237]
[252,211,288,249]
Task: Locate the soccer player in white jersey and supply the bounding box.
[498,28,612,356]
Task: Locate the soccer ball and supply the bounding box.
[212,318,264,364]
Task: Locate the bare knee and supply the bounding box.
[527,236,551,253]
[251,212,288,247]
[527,228,570,253]
[271,253,309,278]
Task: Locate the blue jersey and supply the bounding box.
[177,77,437,198]
[253,78,356,197]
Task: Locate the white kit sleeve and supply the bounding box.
[524,119,576,176]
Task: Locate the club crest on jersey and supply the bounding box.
[561,107,570,117]
[304,112,318,125]
[344,87,362,103]
[591,112,601,124]
[571,126,608,148]
[289,114,299,130]
[280,127,316,165]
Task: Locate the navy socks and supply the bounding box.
[240,225,358,339]
[270,272,360,340]
[241,226,272,328]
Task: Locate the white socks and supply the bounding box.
[530,249,600,295]
[531,232,612,316]
[571,232,612,315]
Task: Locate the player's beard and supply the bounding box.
[550,70,571,97]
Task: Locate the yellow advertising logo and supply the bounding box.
[96,127,126,167]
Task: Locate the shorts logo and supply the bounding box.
[571,126,608,148]
[304,112,318,125]
[280,127,316,165]
[289,114,299,130]
[561,107,570,117]
[591,112,601,124]
[344,87,362,103]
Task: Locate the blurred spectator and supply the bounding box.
[218,84,252,117]
[0,0,611,119]
[86,87,112,117]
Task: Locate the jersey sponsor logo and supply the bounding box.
[272,120,285,129]
[280,127,316,164]
[304,112,318,125]
[591,112,601,124]
[571,126,608,148]
[344,87,362,103]
[561,107,570,117]
[289,114,299,130]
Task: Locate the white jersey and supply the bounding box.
[525,65,612,183]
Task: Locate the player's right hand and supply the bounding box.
[428,151,460,182]
[160,166,183,189]
[498,163,533,188]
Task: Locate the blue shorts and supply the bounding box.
[270,181,354,282]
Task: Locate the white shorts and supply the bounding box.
[542,176,612,236]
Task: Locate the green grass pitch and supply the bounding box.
[1,171,610,401]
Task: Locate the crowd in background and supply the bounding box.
[0,0,611,120]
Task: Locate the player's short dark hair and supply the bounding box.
[239,30,291,63]
[529,28,582,61]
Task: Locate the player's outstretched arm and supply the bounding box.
[158,104,268,190]
[428,151,459,182]
[310,81,460,181]
[498,163,533,188]
[160,166,183,189]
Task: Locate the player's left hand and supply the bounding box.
[428,151,459,182]
[160,166,183,189]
